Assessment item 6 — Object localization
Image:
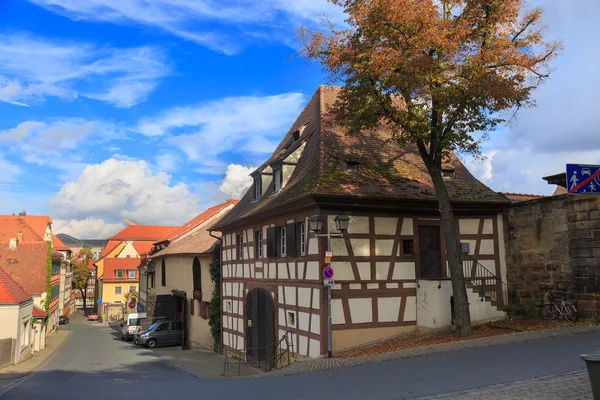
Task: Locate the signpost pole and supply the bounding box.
[327,233,332,358]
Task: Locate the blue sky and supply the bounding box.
[0,0,598,238]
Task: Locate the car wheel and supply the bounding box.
[121,334,125,341]
[146,339,157,348]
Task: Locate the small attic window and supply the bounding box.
[442,169,455,179]
[346,161,360,173]
[292,130,300,142]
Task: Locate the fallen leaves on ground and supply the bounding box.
[336,319,592,359]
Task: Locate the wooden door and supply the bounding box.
[418,226,442,278]
[245,288,275,370]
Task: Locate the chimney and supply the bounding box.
[9,238,17,249]
[17,231,23,243]
[18,211,26,218]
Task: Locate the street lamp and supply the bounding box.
[308,214,350,358]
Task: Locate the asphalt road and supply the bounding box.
[2,313,598,400]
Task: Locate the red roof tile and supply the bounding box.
[109,225,178,241]
[32,305,47,318]
[155,200,239,244]
[0,216,42,243]
[132,241,154,256]
[501,192,546,202]
[52,235,70,252]
[100,240,122,258]
[0,266,32,304]
[102,258,141,282]
[0,242,48,295]
[22,215,53,239]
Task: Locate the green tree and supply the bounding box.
[72,248,94,312]
[208,244,221,351]
[300,0,561,337]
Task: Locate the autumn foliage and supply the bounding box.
[300,0,560,336]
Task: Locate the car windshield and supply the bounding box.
[145,322,161,331]
[128,318,141,326]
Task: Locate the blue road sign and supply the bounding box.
[323,266,334,280]
[566,164,600,194]
[97,299,102,304]
[137,305,143,312]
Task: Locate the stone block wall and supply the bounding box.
[506,194,600,320]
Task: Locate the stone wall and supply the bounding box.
[506,194,600,320]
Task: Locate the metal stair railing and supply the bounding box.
[456,254,509,308]
[223,331,294,376]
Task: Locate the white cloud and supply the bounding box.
[154,153,180,173]
[26,0,345,54]
[49,158,200,226]
[0,33,169,107]
[52,218,124,239]
[0,156,21,183]
[136,92,305,172]
[218,164,255,199]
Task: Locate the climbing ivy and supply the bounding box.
[44,241,52,320]
[208,244,221,351]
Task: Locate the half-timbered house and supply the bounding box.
[211,86,511,361]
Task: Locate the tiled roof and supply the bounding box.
[149,229,219,259]
[102,258,141,282]
[55,233,84,247]
[0,216,42,243]
[52,235,71,252]
[155,200,239,244]
[501,192,546,202]
[22,215,52,239]
[109,225,178,241]
[0,242,49,295]
[553,186,568,196]
[132,241,154,256]
[0,266,32,304]
[213,86,510,230]
[100,240,122,258]
[32,305,47,318]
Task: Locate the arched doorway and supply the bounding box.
[245,288,275,370]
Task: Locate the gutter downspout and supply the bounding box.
[209,230,223,353]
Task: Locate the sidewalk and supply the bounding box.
[414,370,592,399]
[0,330,71,395]
[152,346,261,379]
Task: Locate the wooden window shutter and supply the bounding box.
[266,227,276,258]
[200,301,209,319]
[286,223,297,257]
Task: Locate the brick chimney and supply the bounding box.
[17,231,23,242]
[18,211,26,218]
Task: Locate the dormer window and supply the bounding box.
[292,130,300,142]
[442,169,455,179]
[253,176,262,200]
[274,168,282,192]
[346,161,360,173]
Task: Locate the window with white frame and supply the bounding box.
[237,234,243,260]
[129,285,136,293]
[280,227,286,257]
[274,169,282,192]
[115,270,124,279]
[128,270,136,279]
[256,231,263,259]
[300,222,306,256]
[114,286,122,295]
[254,177,262,200]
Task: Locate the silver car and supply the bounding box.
[134,320,182,348]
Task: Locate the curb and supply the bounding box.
[0,331,72,397]
[149,350,206,380]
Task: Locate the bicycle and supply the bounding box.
[539,291,578,322]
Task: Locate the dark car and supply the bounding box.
[59,315,69,325]
[134,320,182,348]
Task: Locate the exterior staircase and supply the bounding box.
[461,254,510,312]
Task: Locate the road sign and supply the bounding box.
[323,279,335,287]
[567,164,600,194]
[97,299,102,304]
[323,266,334,279]
[128,301,136,309]
[137,305,143,312]
[325,251,333,257]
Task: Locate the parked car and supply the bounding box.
[134,320,182,348]
[58,315,69,325]
[87,314,99,321]
[120,313,146,341]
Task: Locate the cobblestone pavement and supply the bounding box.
[267,325,600,376]
[413,370,592,399]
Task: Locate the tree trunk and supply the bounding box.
[419,152,473,337]
[80,288,87,312]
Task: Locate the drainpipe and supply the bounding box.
[209,230,223,353]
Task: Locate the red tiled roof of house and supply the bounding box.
[0,242,49,295]
[132,241,154,256]
[22,215,53,239]
[150,229,219,259]
[155,200,239,244]
[102,258,141,282]
[0,266,32,304]
[32,305,47,318]
[501,192,546,202]
[553,186,568,196]
[109,225,178,241]
[213,86,510,230]
[100,240,122,258]
[52,235,70,252]
[0,216,43,243]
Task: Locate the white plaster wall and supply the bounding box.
[378,297,401,323]
[331,262,354,281]
[375,240,394,256]
[349,298,372,323]
[459,219,479,235]
[392,262,416,280]
[374,217,397,235]
[117,242,140,258]
[330,238,348,256]
[331,299,345,324]
[416,281,505,329]
[350,239,370,256]
[401,218,413,235]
